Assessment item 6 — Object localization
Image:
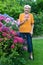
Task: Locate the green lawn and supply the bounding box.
[25,39,43,65]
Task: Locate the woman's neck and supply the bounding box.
[24,12,30,14]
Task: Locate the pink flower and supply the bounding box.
[10,30,17,36]
[7,35,11,39]
[0,22,3,27]
[13,39,18,44]
[0,38,3,42]
[2,32,7,37]
[11,44,15,49]
[0,27,2,32]
[2,27,9,32]
[18,38,24,43]
[0,16,5,21]
[14,37,24,43]
[23,46,27,51]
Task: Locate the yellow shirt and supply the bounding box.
[19,13,34,33]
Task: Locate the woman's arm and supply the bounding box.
[30,24,34,35]
[19,18,28,26]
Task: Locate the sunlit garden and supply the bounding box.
[0,0,43,65]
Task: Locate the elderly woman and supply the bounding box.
[19,5,34,60]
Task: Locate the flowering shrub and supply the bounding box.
[0,16,24,53]
[0,15,27,65]
[0,22,24,55]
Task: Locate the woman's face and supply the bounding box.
[24,7,31,14]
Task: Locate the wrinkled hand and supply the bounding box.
[24,17,28,22]
[30,31,33,36]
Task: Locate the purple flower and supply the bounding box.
[5,18,11,23]
[2,27,9,32]
[7,35,11,39]
[0,22,3,27]
[23,46,27,51]
[11,44,15,49]
[16,32,20,36]
[13,39,18,44]
[14,37,24,43]
[0,27,2,32]
[0,15,5,21]
[10,30,17,36]
[2,32,7,37]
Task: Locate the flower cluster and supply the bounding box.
[0,14,24,56]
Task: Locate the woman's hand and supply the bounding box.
[24,18,28,22]
[30,31,33,36]
[30,24,34,36]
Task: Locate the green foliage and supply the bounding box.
[33,12,43,36]
[0,0,23,19]
[0,0,43,35]
[36,0,43,12]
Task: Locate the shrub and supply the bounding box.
[0,15,26,65]
[33,12,43,36]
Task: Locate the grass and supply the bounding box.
[25,39,43,65]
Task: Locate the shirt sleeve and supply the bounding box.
[31,14,34,24]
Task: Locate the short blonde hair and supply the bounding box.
[24,5,31,9]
